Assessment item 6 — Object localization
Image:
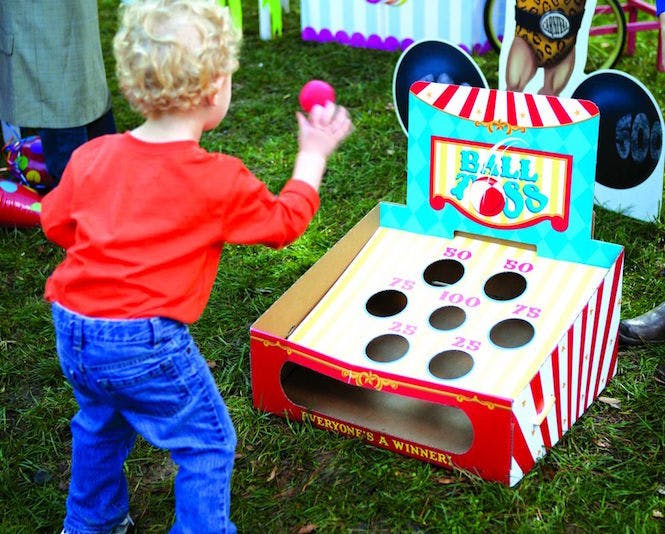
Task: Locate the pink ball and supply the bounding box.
[299,80,336,112]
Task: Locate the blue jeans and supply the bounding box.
[52,303,237,534]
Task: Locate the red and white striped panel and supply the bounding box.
[507,251,623,486]
[410,81,599,128]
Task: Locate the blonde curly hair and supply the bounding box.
[113,0,241,117]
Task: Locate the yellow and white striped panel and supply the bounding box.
[288,226,608,400]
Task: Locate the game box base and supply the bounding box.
[250,205,623,485]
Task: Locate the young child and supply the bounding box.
[41,1,352,532]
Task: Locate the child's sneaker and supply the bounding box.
[111,515,134,534]
[60,514,133,534]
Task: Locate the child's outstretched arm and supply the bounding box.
[220,101,352,249]
[292,101,353,191]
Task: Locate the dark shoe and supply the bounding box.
[618,301,665,345]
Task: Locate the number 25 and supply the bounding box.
[453,336,481,351]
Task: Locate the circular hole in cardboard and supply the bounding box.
[483,271,527,301]
[365,289,408,317]
[423,259,465,287]
[489,318,535,348]
[365,334,409,362]
[429,306,466,330]
[429,350,474,379]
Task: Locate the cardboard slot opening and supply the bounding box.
[280,362,474,454]
[454,230,538,252]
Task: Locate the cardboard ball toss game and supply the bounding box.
[250,82,624,486]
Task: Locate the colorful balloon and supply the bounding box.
[0,179,42,227]
[3,135,56,192]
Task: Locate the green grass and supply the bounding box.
[3,1,665,532]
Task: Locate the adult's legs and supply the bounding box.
[38,108,116,182]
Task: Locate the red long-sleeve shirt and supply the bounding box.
[41,132,320,323]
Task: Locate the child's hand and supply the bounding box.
[296,101,353,159]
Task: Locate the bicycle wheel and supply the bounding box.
[586,0,626,72]
[483,0,504,55]
[482,0,626,72]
